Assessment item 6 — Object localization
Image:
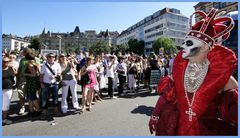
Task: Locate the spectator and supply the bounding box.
[128,58,137,93]
[93,55,102,102]
[24,52,41,117]
[80,57,97,112]
[113,55,119,91]
[16,47,39,115]
[116,56,127,96]
[2,56,15,125]
[59,53,80,114]
[106,55,117,99]
[40,53,61,119]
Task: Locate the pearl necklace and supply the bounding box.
[184,59,209,121]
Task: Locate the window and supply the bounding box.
[220,2,226,8]
[170,14,175,19]
[213,3,219,9]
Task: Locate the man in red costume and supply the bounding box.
[148,8,238,136]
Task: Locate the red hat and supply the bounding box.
[187,8,235,47]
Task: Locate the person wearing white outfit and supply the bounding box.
[113,55,119,91]
[99,56,107,90]
[93,55,102,101]
[128,59,137,93]
[106,56,116,98]
[59,54,80,113]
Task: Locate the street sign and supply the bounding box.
[150,70,161,87]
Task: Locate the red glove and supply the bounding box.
[149,116,159,134]
[149,96,166,134]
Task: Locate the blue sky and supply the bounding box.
[2,1,198,37]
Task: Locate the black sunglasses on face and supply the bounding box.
[48,56,55,58]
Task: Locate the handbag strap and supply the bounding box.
[45,62,56,76]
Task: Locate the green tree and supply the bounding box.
[75,47,80,54]
[128,39,144,55]
[152,36,177,55]
[89,41,111,55]
[113,44,129,54]
[29,38,40,51]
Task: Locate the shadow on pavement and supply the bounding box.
[5,100,80,126]
[119,88,158,99]
[131,105,154,116]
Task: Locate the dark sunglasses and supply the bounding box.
[48,56,55,58]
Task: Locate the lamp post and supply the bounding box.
[75,36,80,51]
[161,27,169,48]
[56,35,62,54]
[156,27,168,55]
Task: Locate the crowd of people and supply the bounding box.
[2,47,176,125]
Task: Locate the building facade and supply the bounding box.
[2,34,30,52]
[194,2,238,22]
[116,8,189,55]
[39,26,119,52]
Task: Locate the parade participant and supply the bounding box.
[149,8,238,136]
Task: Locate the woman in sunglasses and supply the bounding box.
[2,56,16,125]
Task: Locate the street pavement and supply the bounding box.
[2,86,159,136]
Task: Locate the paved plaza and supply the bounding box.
[3,86,158,136]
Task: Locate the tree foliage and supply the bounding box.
[89,41,111,55]
[152,36,177,55]
[128,39,145,55]
[29,38,40,51]
[111,44,129,54]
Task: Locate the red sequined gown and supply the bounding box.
[152,45,238,136]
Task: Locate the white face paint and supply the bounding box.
[180,37,205,58]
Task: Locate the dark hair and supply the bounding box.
[10,51,17,55]
[25,52,35,60]
[23,47,32,54]
[47,53,55,57]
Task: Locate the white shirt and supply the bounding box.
[117,62,127,76]
[106,61,114,78]
[41,62,62,84]
[76,54,83,63]
[10,60,19,70]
